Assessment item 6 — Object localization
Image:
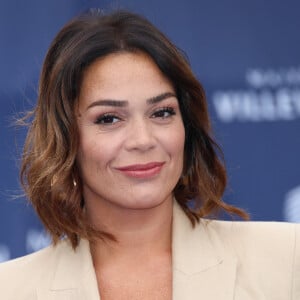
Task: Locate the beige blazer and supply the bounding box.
[0,202,299,299]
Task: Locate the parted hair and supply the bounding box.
[21,9,248,249]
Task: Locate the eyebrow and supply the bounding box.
[146,92,176,104]
[86,92,176,110]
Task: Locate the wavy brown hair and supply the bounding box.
[21,9,248,249]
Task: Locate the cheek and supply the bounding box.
[77,137,104,171]
[162,124,185,158]
[174,123,185,151]
[77,134,122,171]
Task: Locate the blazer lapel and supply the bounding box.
[37,202,237,300]
[37,239,100,300]
[172,202,237,300]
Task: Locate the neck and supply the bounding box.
[87,197,173,268]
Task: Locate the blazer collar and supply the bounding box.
[172,201,237,300]
[37,239,100,300]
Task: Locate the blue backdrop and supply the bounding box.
[1,0,299,261]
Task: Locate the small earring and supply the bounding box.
[51,175,58,187]
[73,179,77,187]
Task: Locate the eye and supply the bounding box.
[151,107,176,119]
[94,114,122,125]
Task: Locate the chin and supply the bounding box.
[120,194,172,210]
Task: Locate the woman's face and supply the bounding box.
[76,52,185,213]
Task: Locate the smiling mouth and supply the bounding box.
[115,162,165,179]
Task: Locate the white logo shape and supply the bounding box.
[0,245,10,262]
[26,229,51,254]
[284,185,300,223]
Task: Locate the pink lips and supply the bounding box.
[115,162,165,179]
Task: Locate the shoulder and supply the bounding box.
[201,219,299,257]
[173,202,300,298]
[201,219,300,298]
[0,244,55,276]
[176,202,300,298]
[203,218,299,239]
[0,239,73,299]
[174,201,299,257]
[0,239,72,275]
[202,219,300,298]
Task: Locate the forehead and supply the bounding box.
[82,51,164,82]
[78,51,174,103]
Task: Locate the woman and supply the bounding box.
[0,10,299,300]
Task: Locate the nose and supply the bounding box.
[124,117,156,152]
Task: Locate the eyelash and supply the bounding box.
[94,114,122,125]
[151,107,176,119]
[94,107,176,125]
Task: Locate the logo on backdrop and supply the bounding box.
[0,245,10,262]
[212,66,300,122]
[0,229,50,262]
[283,185,300,223]
[26,229,51,253]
